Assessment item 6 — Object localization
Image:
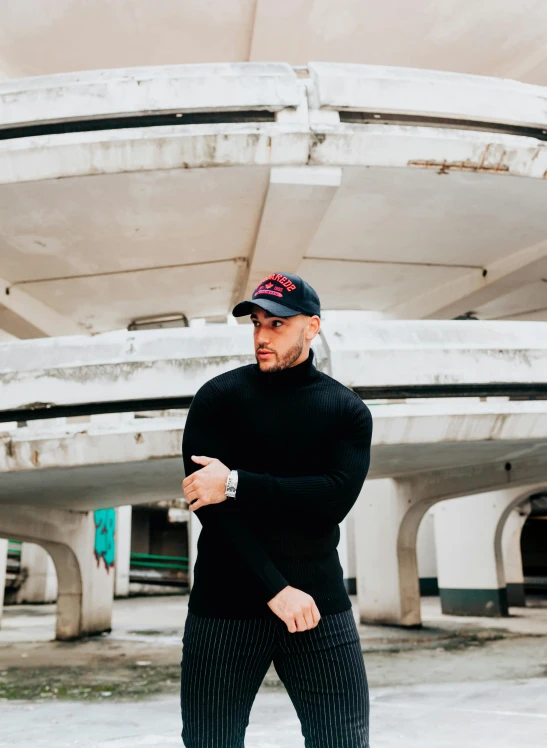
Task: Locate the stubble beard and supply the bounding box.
[257,331,306,373]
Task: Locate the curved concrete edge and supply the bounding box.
[4,61,547,133]
[309,62,547,129]
[1,121,546,186]
[3,401,547,473]
[0,62,300,126]
[2,321,547,411]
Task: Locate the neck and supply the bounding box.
[255,348,318,391]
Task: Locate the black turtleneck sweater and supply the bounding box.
[182,349,372,619]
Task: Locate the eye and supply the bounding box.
[252,320,259,327]
[272,320,283,327]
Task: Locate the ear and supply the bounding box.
[306,315,321,340]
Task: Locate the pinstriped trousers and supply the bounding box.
[180,608,369,747]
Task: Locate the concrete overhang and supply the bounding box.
[2,321,547,418]
[2,401,547,511]
[2,65,547,333]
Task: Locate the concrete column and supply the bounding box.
[0,538,7,628]
[435,487,536,617]
[502,502,531,607]
[188,511,201,589]
[15,543,58,604]
[0,505,115,640]
[417,508,438,596]
[345,507,357,595]
[354,478,431,627]
[115,506,132,598]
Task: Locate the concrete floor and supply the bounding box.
[1,679,547,747]
[1,595,547,747]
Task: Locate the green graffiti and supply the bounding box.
[94,508,116,572]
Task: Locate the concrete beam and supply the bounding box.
[388,238,547,320]
[0,63,300,127]
[3,321,547,414]
[0,276,83,338]
[309,62,547,129]
[241,166,341,299]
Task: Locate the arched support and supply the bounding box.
[355,467,547,627]
[0,505,115,640]
[502,501,531,607]
[435,486,545,617]
[354,478,435,627]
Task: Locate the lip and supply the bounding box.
[257,350,274,357]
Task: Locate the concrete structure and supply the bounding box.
[417,509,438,596]
[115,506,131,598]
[14,543,57,604]
[2,61,547,337]
[0,504,114,639]
[4,1,547,84]
[434,488,537,617]
[502,502,531,606]
[1,321,547,632]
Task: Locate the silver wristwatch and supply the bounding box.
[225,470,238,499]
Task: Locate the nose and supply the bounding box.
[255,327,270,349]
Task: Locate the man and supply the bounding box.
[181,272,372,747]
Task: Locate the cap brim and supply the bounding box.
[232,298,301,318]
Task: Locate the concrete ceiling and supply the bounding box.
[2,1,547,85]
[1,164,547,334]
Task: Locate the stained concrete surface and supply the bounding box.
[1,595,547,746]
[1,680,547,747]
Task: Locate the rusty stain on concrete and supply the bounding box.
[31,450,40,467]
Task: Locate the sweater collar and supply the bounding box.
[254,348,320,391]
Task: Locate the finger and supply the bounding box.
[311,602,321,625]
[182,475,195,489]
[286,618,297,634]
[294,613,307,632]
[303,608,315,630]
[191,455,213,466]
[188,499,201,511]
[185,489,199,504]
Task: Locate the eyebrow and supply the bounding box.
[251,311,278,320]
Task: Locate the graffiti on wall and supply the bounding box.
[94,508,116,572]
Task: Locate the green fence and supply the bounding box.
[130,552,188,571]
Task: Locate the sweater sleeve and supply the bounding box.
[235,397,372,526]
[182,381,289,601]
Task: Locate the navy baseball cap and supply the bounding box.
[232,272,321,318]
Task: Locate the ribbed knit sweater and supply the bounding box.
[182,349,372,619]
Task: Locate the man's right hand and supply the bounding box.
[267,586,321,633]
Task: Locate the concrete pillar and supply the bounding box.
[435,487,537,617]
[417,508,438,596]
[344,507,357,594]
[502,502,531,607]
[188,510,202,589]
[115,506,132,598]
[0,505,115,640]
[0,538,7,628]
[15,543,58,604]
[354,478,431,627]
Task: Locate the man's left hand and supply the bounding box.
[182,456,230,511]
